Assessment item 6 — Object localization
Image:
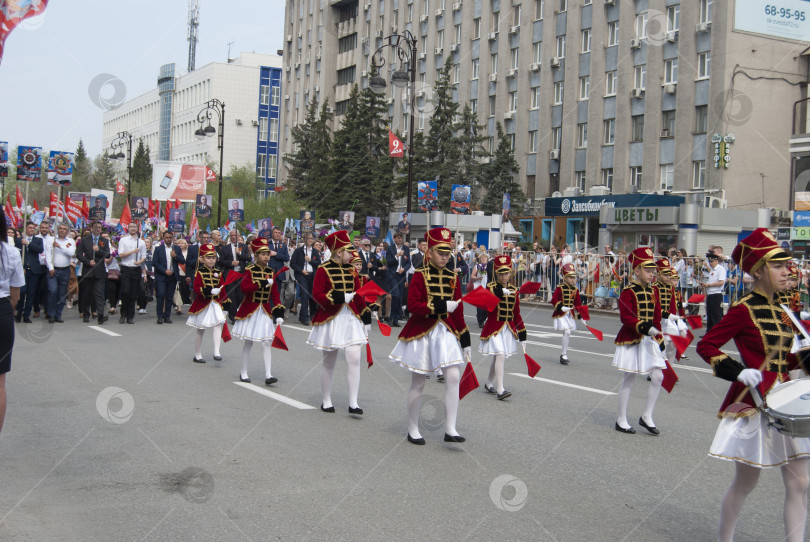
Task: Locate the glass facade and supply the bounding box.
[256,65,282,195]
[157,63,176,161]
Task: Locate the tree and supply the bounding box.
[423,57,461,203]
[284,97,333,208]
[71,139,93,193]
[480,122,524,216]
[451,104,489,208]
[328,85,369,218]
[130,138,153,193]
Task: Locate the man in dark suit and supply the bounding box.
[75,221,111,324]
[219,229,251,322]
[290,233,321,325]
[267,226,292,311]
[14,221,45,323]
[385,232,411,327]
[358,238,378,278]
[152,230,185,324]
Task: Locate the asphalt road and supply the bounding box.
[0,300,806,541]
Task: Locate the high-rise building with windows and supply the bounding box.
[103,53,283,197]
[282,0,808,214]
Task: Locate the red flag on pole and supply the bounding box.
[32,199,39,212]
[365,342,373,368]
[685,315,703,329]
[65,195,81,225]
[377,318,391,336]
[81,196,89,219]
[4,196,17,228]
[459,361,479,399]
[271,325,288,350]
[461,287,500,312]
[525,353,541,377]
[389,130,405,158]
[189,206,198,236]
[221,321,232,342]
[120,199,132,227]
[148,198,156,219]
[662,360,679,393]
[174,198,182,210]
[15,185,23,208]
[48,192,58,217]
[115,180,125,194]
[518,282,542,295]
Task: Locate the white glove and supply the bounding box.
[267,278,274,287]
[561,306,571,313]
[501,288,512,296]
[445,300,459,313]
[737,368,763,388]
[583,319,589,325]
[667,314,679,322]
[462,346,472,359]
[343,292,355,303]
[275,318,284,326]
[364,324,371,337]
[647,326,660,337]
[801,311,810,321]
[210,287,221,295]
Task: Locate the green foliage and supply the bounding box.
[480,122,525,215]
[423,57,461,203]
[451,104,489,208]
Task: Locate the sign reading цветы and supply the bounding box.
[735,0,810,42]
[604,207,679,225]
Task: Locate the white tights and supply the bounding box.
[718,459,809,542]
[194,325,222,359]
[561,330,571,357]
[321,345,362,409]
[616,368,663,429]
[241,339,273,380]
[406,365,462,439]
[486,355,506,394]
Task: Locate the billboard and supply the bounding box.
[735,1,810,42]
[151,161,215,202]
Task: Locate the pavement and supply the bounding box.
[0,301,803,541]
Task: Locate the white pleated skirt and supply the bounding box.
[612,336,667,374]
[553,313,577,331]
[186,303,226,329]
[389,323,464,374]
[709,412,810,468]
[232,309,275,342]
[664,318,688,337]
[306,305,366,351]
[479,328,519,357]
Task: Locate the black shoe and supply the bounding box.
[320,404,335,413]
[164,317,172,324]
[119,315,125,324]
[348,406,364,415]
[647,375,652,381]
[407,434,426,445]
[390,321,401,327]
[55,318,64,323]
[22,317,32,323]
[98,315,108,325]
[192,356,206,363]
[639,417,660,435]
[213,355,222,361]
[437,374,445,382]
[497,390,512,400]
[14,314,21,323]
[83,316,90,323]
[265,377,278,386]
[240,376,251,383]
[444,434,466,443]
[302,320,311,326]
[615,422,636,434]
[126,318,133,324]
[483,383,496,394]
[157,318,163,324]
[560,355,569,365]
[47,316,55,323]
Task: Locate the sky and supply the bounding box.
[0,0,285,159]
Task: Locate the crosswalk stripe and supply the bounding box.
[509,373,617,395]
[233,382,316,409]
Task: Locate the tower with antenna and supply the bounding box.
[187,0,200,73]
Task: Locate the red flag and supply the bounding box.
[676,330,695,361]
[120,199,132,227]
[662,360,679,393]
[667,333,692,356]
[65,195,81,224]
[4,196,17,228]
[687,294,706,304]
[271,325,288,350]
[461,286,500,312]
[685,315,703,329]
[459,361,479,399]
[518,282,542,295]
[594,262,600,284]
[115,180,125,194]
[0,1,49,66]
[32,199,39,212]
[585,325,604,341]
[389,130,405,158]
[525,353,541,377]
[575,305,590,320]
[48,192,58,217]
[377,318,391,336]
[15,185,23,208]
[357,281,387,298]
[189,206,198,236]
[221,321,232,342]
[365,342,373,368]
[148,198,156,218]
[81,196,89,219]
[173,198,181,210]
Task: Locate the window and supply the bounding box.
[607,21,619,46]
[513,4,521,25]
[470,98,477,114]
[455,23,461,44]
[695,105,708,134]
[471,58,479,79]
[579,76,589,100]
[558,0,567,12]
[509,91,517,111]
[508,134,516,151]
[660,164,674,190]
[577,123,588,147]
[664,58,678,84]
[437,30,444,48]
[489,95,496,117]
[337,66,356,85]
[630,166,642,189]
[533,42,542,63]
[667,6,680,32]
[529,130,538,153]
[488,137,495,153]
[605,70,617,96]
[338,33,358,53]
[269,118,279,142]
[693,160,706,189]
[511,47,519,69]
[259,117,268,141]
[530,86,540,108]
[633,65,646,90]
[556,36,565,58]
[602,168,614,192]
[551,127,561,150]
[662,110,675,136]
[257,154,267,177]
[491,52,498,73]
[576,171,586,192]
[453,63,460,83]
[473,17,481,39]
[699,0,712,24]
[631,114,644,141]
[423,0,430,16]
[408,3,413,21]
[635,12,648,38]
[271,86,280,105]
[268,155,278,179]
[581,29,591,53]
[698,52,710,79]
[553,81,564,104]
[535,0,544,20]
[603,119,615,145]
[492,11,500,32]
[335,99,349,116]
[260,85,270,105]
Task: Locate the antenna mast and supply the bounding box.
[187,0,200,72]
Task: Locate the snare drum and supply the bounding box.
[763,379,810,438]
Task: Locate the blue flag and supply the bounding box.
[206,223,211,233]
[384,229,393,245]
[219,226,229,238]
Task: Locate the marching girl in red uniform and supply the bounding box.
[389,227,471,445]
[186,243,227,363]
[656,259,687,363]
[307,231,372,415]
[232,238,285,385]
[668,267,689,360]
[479,255,527,400]
[550,263,583,365]
[612,247,667,435]
[697,229,810,542]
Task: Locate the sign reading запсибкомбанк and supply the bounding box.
[735,1,810,42]
[603,207,679,226]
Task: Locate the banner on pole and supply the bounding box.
[417,181,438,212]
[450,184,471,215]
[0,141,8,178]
[16,146,42,182]
[151,161,214,202]
[47,151,74,186]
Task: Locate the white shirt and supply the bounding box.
[38,234,50,266]
[707,264,727,295]
[304,246,313,273]
[0,242,25,298]
[50,235,76,269]
[230,243,242,272]
[118,235,146,268]
[164,244,174,269]
[394,244,404,271]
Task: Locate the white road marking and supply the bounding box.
[282,325,309,333]
[233,382,316,409]
[525,340,614,357]
[87,326,121,337]
[510,373,617,395]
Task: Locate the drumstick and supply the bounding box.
[732,335,785,405]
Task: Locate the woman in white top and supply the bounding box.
[0,208,25,434]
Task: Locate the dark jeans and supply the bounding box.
[389,274,406,324]
[22,270,43,318]
[77,274,97,316]
[119,266,141,319]
[706,293,723,332]
[155,277,177,319]
[296,273,316,323]
[47,267,71,319]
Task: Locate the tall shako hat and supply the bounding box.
[426,227,452,253]
[731,228,790,274]
[325,230,352,253]
[628,247,657,269]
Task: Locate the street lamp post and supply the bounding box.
[111,131,133,204]
[195,98,225,227]
[369,30,418,219]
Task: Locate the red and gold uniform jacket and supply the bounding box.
[697,289,810,418]
[311,260,372,326]
[614,280,663,346]
[673,289,686,318]
[234,263,285,320]
[397,263,471,348]
[188,267,226,314]
[481,281,527,341]
[655,279,678,319]
[550,282,582,319]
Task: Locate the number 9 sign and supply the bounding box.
[389,130,405,158]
